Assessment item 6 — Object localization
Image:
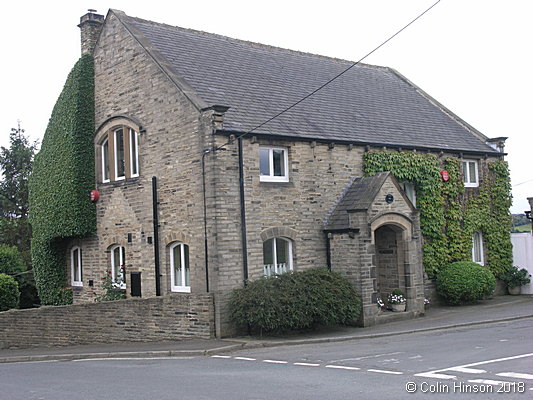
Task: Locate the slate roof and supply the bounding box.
[114,10,498,154]
[324,172,391,231]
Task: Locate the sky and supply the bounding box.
[1,0,532,213]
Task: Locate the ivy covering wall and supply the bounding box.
[363,151,512,278]
[29,55,96,305]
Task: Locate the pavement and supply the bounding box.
[1,295,532,364]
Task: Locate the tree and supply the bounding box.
[0,123,38,266]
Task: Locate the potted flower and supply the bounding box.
[376,297,385,314]
[499,266,531,295]
[388,289,406,312]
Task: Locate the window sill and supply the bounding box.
[260,176,289,183]
[171,287,191,293]
[99,176,140,187]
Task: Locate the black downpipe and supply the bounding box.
[325,232,332,271]
[238,137,249,283]
[202,152,210,292]
[152,176,161,296]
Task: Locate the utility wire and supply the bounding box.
[513,178,533,187]
[212,0,442,152]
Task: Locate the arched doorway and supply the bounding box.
[374,224,406,303]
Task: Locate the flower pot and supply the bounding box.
[390,303,406,312]
[508,286,521,295]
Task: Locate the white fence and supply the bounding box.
[511,232,533,294]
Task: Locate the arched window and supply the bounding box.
[263,237,293,277]
[110,245,126,288]
[71,247,83,286]
[99,124,140,183]
[170,242,190,292]
[101,138,110,183]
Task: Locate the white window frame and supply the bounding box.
[129,128,139,178]
[259,147,289,182]
[114,128,126,181]
[263,237,293,277]
[472,231,484,265]
[170,242,191,293]
[110,245,126,289]
[101,138,110,183]
[71,246,83,287]
[463,159,479,188]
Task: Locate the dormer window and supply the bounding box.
[259,147,289,182]
[99,124,140,183]
[462,160,479,188]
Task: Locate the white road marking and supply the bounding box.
[468,379,512,386]
[73,357,194,362]
[294,362,320,367]
[499,339,509,342]
[496,372,533,380]
[452,352,533,369]
[325,365,361,371]
[329,352,402,363]
[263,360,288,364]
[448,367,487,374]
[234,357,256,361]
[211,355,231,359]
[367,369,403,375]
[415,372,457,380]
[415,352,533,381]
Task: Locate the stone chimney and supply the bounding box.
[78,9,104,55]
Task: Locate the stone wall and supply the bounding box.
[0,294,214,349]
[72,11,211,302]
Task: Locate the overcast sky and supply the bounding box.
[2,0,531,213]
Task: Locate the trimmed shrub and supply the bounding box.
[436,261,496,305]
[229,268,361,334]
[29,54,96,305]
[0,273,20,311]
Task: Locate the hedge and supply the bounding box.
[28,54,96,305]
[229,268,361,334]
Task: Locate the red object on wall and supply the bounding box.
[90,190,100,202]
[440,170,450,182]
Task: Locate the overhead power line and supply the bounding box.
[213,0,442,151]
[513,178,533,187]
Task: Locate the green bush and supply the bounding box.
[436,261,496,305]
[499,265,531,288]
[0,244,26,276]
[0,273,20,311]
[229,268,361,334]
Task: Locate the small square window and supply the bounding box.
[462,160,479,187]
[259,147,289,182]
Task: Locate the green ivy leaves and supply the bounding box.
[363,152,512,277]
[29,55,96,305]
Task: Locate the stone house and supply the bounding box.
[66,9,507,336]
